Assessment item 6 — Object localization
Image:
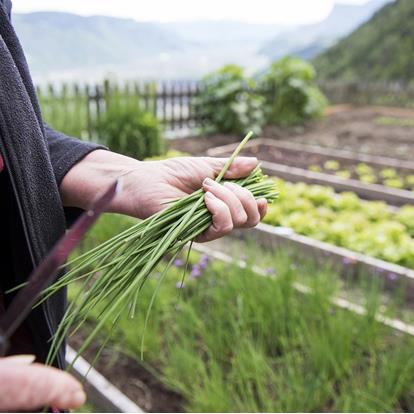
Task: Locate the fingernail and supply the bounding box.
[239,156,258,163]
[203,177,215,187]
[3,354,36,365]
[205,191,215,200]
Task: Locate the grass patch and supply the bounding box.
[71,244,414,412]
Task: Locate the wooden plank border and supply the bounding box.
[207,140,414,206]
[227,222,414,302]
[67,347,144,413]
[256,138,414,172]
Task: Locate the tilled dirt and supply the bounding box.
[69,333,185,413]
[170,105,414,160]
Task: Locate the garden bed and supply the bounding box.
[207,139,414,206]
[214,138,414,191]
[69,333,184,413]
[68,347,145,413]
[216,223,414,305]
[264,105,414,160]
[67,246,414,413]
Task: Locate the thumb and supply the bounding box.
[207,156,258,180]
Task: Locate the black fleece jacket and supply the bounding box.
[0,0,104,368]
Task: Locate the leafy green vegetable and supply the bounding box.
[264,178,414,268]
[196,64,265,135]
[261,56,327,126]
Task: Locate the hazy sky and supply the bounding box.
[12,0,372,25]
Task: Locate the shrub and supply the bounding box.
[97,98,164,159]
[196,64,265,135]
[261,56,327,126]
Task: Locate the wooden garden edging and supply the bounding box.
[255,138,414,172]
[229,222,414,302]
[67,346,144,413]
[207,139,414,206]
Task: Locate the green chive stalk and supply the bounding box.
[42,131,278,367]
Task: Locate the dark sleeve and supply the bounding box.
[45,125,107,226]
[45,124,106,186]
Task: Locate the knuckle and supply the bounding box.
[248,212,261,227]
[221,222,234,234]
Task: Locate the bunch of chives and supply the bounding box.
[41,131,278,367]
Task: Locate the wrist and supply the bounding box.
[59,149,141,211]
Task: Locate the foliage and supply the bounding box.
[314,0,414,81]
[77,244,414,413]
[309,160,414,191]
[38,84,90,138]
[96,94,164,159]
[196,64,265,135]
[264,178,414,268]
[260,57,327,126]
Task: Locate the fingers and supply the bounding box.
[205,156,258,180]
[203,178,247,227]
[223,182,261,227]
[196,192,233,243]
[257,198,268,220]
[197,179,268,243]
[0,360,86,412]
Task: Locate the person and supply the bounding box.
[0,0,267,411]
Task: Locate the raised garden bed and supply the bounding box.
[219,223,414,305]
[239,138,414,190]
[69,332,184,413]
[207,138,414,206]
[67,346,145,413]
[67,245,414,413]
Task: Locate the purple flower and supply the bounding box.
[190,264,202,279]
[174,259,184,267]
[265,267,275,275]
[199,255,209,269]
[176,281,185,289]
[342,257,356,265]
[387,272,398,281]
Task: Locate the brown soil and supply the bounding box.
[69,333,185,413]
[169,132,240,155]
[233,143,414,191]
[170,105,414,160]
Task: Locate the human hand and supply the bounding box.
[0,355,86,412]
[60,150,268,242]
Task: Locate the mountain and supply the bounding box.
[12,12,185,74]
[162,20,286,49]
[313,0,414,80]
[12,13,282,83]
[259,0,393,60]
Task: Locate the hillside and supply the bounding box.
[313,0,414,80]
[12,12,283,82]
[260,0,392,60]
[12,12,185,73]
